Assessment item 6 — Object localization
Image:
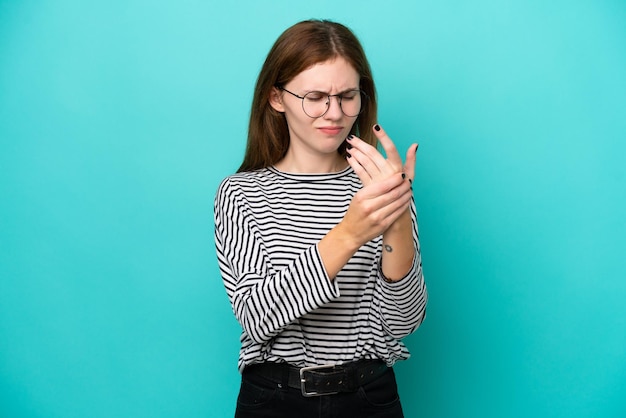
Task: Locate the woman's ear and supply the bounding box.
[269,87,285,112]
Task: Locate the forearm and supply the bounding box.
[378,202,427,337]
[381,208,415,281]
[226,244,340,343]
[317,222,363,280]
[378,261,427,339]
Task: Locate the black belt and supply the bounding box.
[244,360,389,397]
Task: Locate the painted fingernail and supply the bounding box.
[346,152,352,158]
[346,143,352,150]
[401,173,406,179]
[374,124,381,132]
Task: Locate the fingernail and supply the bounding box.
[409,178,413,185]
[401,173,406,179]
[374,124,381,132]
[346,152,352,158]
[346,143,352,150]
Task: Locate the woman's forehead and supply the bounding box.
[288,57,359,90]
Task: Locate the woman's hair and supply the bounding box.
[237,19,378,173]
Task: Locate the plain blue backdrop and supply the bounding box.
[1,1,625,417]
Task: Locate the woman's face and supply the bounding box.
[270,57,360,161]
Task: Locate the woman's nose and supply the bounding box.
[323,96,343,119]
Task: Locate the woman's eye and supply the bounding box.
[341,91,358,101]
[306,92,325,101]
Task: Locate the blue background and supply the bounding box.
[1,1,625,417]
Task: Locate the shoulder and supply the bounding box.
[215,168,279,205]
[216,166,361,200]
[217,168,273,192]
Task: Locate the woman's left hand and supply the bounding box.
[346,124,417,186]
[345,124,418,281]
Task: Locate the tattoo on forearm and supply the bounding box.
[384,244,393,253]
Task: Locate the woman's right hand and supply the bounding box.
[317,127,414,280]
[340,126,414,248]
[338,171,412,248]
[318,172,412,281]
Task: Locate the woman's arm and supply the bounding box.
[214,178,340,344]
[345,125,418,281]
[318,171,411,280]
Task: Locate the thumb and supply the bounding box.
[403,143,418,181]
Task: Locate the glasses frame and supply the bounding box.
[276,86,367,119]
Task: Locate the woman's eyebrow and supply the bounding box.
[302,87,360,94]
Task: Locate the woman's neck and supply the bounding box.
[274,151,348,174]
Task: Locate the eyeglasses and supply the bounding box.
[277,86,368,118]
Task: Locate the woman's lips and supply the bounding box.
[318,126,344,135]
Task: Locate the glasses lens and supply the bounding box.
[302,91,328,118]
[340,90,365,117]
[302,90,366,118]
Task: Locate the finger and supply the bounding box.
[366,184,413,227]
[347,178,412,239]
[346,145,385,182]
[345,187,411,243]
[346,149,373,186]
[357,172,407,200]
[403,143,418,181]
[347,135,390,176]
[372,124,402,170]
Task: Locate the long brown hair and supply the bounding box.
[237,20,378,173]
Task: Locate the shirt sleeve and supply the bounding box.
[214,177,340,344]
[375,200,428,339]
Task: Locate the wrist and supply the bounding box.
[385,208,411,234]
[332,221,365,253]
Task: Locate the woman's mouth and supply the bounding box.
[318,126,344,135]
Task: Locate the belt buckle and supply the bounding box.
[299,364,339,397]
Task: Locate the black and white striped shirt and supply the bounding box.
[214,166,427,372]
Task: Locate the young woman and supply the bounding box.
[214,19,427,418]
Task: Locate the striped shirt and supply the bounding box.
[214,166,427,372]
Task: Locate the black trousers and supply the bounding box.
[235,364,404,418]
